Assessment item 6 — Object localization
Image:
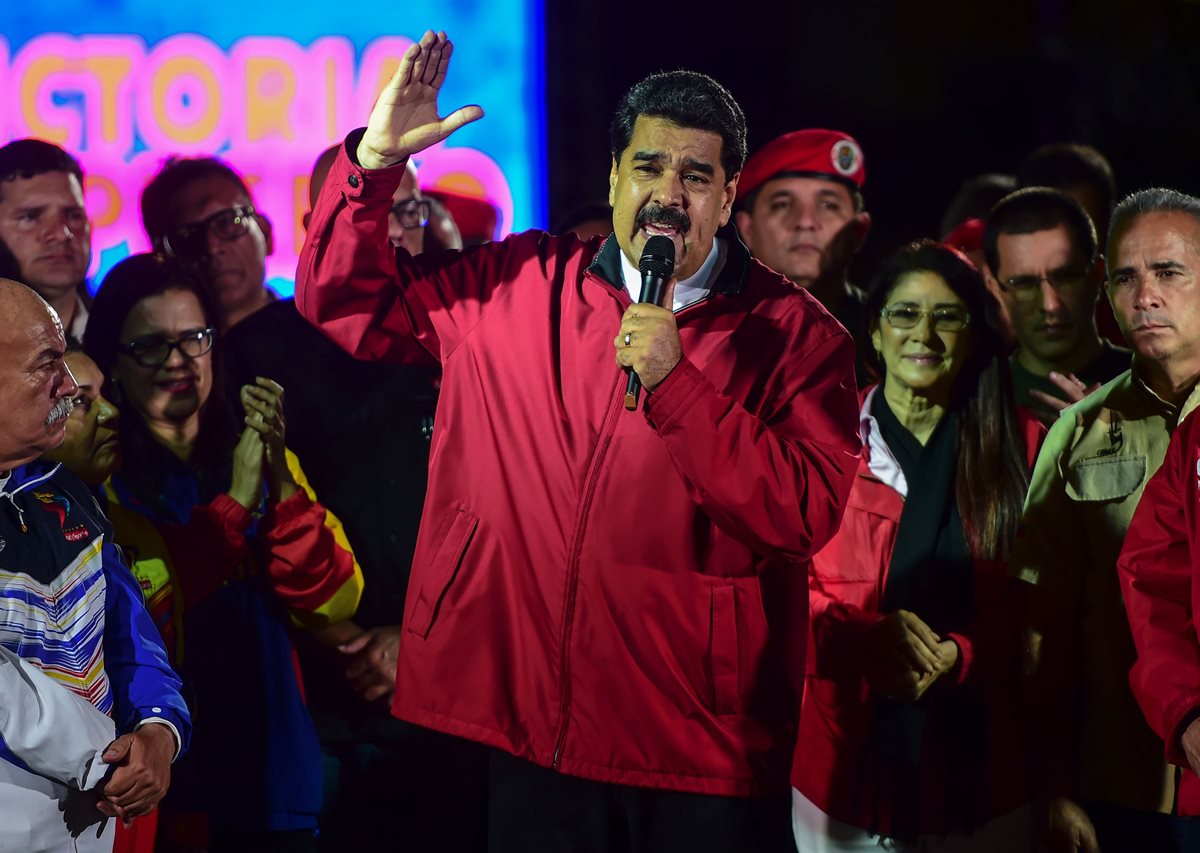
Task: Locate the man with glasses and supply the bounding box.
[141,157,273,331]
[140,151,482,850]
[983,187,1130,422]
[1017,188,1200,851]
[0,139,94,341]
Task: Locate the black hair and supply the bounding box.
[982,187,1098,278]
[863,240,1029,561]
[141,156,252,247]
[83,253,238,511]
[0,139,84,203]
[940,173,1016,238]
[610,70,746,182]
[1017,143,1116,217]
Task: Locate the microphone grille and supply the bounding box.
[639,235,676,276]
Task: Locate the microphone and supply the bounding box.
[624,235,676,411]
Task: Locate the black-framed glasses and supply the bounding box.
[161,206,257,259]
[119,328,217,368]
[880,305,970,332]
[390,198,432,230]
[1001,268,1089,303]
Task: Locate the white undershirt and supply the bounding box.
[620,237,728,312]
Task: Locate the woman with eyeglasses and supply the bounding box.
[82,253,363,853]
[791,241,1042,852]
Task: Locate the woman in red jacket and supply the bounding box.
[792,241,1036,851]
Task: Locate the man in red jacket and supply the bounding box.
[1117,191,1200,830]
[297,30,860,852]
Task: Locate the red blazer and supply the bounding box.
[1119,405,1200,816]
[295,134,862,796]
[792,392,1042,834]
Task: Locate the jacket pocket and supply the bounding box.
[1065,455,1146,502]
[406,507,479,639]
[710,584,740,716]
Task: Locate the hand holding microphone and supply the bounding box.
[615,236,681,410]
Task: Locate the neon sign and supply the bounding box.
[0,6,544,295]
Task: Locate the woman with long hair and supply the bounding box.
[791,240,1041,851]
[83,253,362,853]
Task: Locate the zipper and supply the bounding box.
[551,359,628,769]
[1,464,59,534]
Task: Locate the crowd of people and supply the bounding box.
[4,26,1200,853]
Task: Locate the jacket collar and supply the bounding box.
[1,459,61,496]
[859,385,908,498]
[586,222,751,298]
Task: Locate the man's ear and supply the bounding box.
[608,158,618,208]
[256,213,274,256]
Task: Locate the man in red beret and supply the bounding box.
[735,130,871,341]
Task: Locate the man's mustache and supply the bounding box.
[636,205,691,235]
[46,397,74,427]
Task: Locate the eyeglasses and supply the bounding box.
[390,198,432,230]
[880,305,970,332]
[1001,268,1089,303]
[161,206,257,259]
[119,328,216,368]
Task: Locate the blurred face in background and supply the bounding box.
[44,351,120,485]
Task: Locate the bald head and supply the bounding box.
[0,277,78,469]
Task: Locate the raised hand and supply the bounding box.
[358,30,484,170]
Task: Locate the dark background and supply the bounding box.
[543,0,1200,280]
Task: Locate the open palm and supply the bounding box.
[358,30,484,169]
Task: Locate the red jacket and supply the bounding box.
[1118,405,1200,816]
[296,136,862,796]
[793,389,1041,834]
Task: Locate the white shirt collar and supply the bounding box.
[69,294,89,342]
[619,237,727,312]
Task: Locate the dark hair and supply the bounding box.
[141,156,251,247]
[983,187,1098,277]
[610,70,747,182]
[83,253,237,509]
[1017,143,1116,216]
[863,240,1029,561]
[0,139,84,203]
[1107,187,1200,262]
[940,173,1016,238]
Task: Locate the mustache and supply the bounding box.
[636,205,691,235]
[1130,312,1172,328]
[46,397,74,427]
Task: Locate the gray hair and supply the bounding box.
[1107,188,1200,267]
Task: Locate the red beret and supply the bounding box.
[738,129,866,200]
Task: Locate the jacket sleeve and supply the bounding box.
[1118,415,1200,766]
[102,538,192,760]
[163,493,254,610]
[261,451,364,630]
[296,129,532,366]
[0,644,116,790]
[642,328,861,562]
[809,557,883,681]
